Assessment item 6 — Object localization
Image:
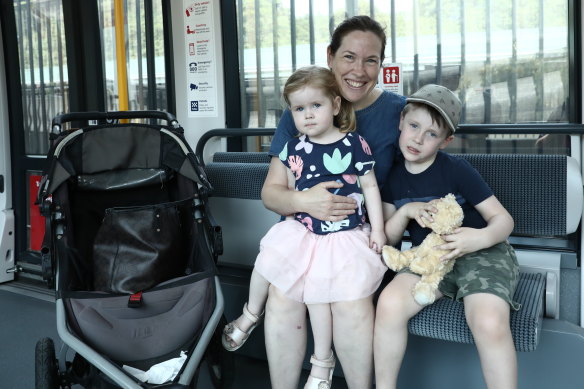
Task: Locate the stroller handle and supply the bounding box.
[51,110,179,132]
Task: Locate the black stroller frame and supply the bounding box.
[35,111,225,388]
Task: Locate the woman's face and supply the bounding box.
[327,30,383,110]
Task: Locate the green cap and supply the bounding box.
[407,84,462,133]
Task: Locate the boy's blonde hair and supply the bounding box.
[283,66,356,133]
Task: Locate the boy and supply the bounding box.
[374,84,520,389]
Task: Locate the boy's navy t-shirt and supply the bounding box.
[381,151,493,246]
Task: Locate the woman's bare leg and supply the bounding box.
[264,285,308,389]
[330,296,374,388]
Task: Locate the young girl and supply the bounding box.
[222,66,387,388]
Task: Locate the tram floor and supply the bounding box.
[0,281,349,389]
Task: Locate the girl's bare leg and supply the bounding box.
[306,303,334,380]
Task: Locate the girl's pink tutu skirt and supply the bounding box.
[254,220,387,304]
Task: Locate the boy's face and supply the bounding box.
[398,105,453,172]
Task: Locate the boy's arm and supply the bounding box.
[473,195,514,247]
[360,172,386,252]
[383,200,439,246]
[438,195,514,260]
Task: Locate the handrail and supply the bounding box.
[195,128,276,164]
[51,110,178,129]
[195,124,584,164]
[457,123,584,134]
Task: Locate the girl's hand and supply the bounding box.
[369,229,387,254]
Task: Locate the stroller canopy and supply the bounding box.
[41,123,210,196]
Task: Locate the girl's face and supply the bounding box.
[327,30,383,110]
[288,85,341,143]
[398,106,453,173]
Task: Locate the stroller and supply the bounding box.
[34,111,226,388]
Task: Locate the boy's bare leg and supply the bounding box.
[264,285,307,389]
[374,273,432,389]
[306,303,334,380]
[464,293,517,389]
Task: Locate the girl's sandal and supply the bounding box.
[304,352,336,389]
[221,303,264,351]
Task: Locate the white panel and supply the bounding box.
[170,1,227,152]
[209,197,279,267]
[0,18,15,283]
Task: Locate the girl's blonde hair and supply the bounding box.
[283,66,356,133]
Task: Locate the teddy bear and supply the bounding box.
[382,193,464,306]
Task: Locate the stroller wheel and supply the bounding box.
[35,337,59,389]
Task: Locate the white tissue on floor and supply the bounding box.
[123,351,187,384]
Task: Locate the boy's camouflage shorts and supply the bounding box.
[439,241,520,310]
[401,241,520,310]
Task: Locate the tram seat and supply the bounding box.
[203,151,582,353]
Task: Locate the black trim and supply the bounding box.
[162,1,176,116]
[1,0,31,266]
[62,0,106,114]
[220,0,244,151]
[568,0,582,124]
[144,0,157,111]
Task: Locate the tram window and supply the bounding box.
[14,0,68,155]
[98,0,168,113]
[235,0,570,155]
[13,0,168,156]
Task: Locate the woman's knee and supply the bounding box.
[266,285,306,320]
[332,298,375,334]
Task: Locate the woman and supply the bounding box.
[261,15,405,388]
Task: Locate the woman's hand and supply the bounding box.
[262,157,356,221]
[299,181,357,221]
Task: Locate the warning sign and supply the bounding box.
[378,63,403,95]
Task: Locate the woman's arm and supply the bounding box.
[261,157,358,221]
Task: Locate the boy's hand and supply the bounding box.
[406,201,438,228]
[369,229,387,254]
[436,227,483,261]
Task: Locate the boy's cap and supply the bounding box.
[407,84,462,133]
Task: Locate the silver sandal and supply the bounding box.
[221,302,264,351]
[304,351,336,389]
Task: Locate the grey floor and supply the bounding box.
[0,282,348,389]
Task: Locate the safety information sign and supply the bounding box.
[184,1,218,117]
